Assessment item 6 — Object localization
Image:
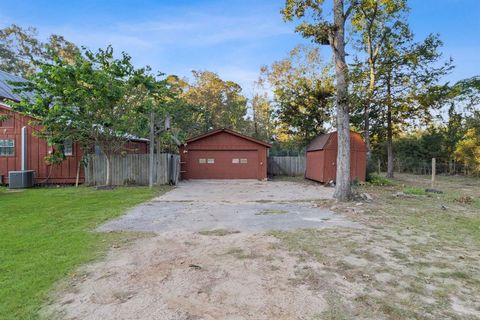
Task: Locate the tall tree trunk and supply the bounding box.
[332,0,351,201]
[386,105,394,178]
[364,104,370,157]
[253,105,259,138]
[364,63,375,159]
[386,75,394,179]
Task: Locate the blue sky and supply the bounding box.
[1,0,479,96]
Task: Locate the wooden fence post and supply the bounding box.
[431,157,436,187]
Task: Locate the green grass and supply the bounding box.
[0,185,168,320]
[402,186,427,195]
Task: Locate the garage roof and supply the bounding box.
[186,128,272,148]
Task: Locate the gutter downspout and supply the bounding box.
[21,126,27,171]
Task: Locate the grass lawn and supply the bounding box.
[270,173,480,319]
[0,185,169,320]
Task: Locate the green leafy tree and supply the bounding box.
[249,92,274,141]
[260,45,334,145]
[0,24,42,76]
[15,46,162,185]
[377,31,452,178]
[0,24,78,77]
[282,0,358,200]
[351,0,408,156]
[455,128,480,175]
[181,70,248,135]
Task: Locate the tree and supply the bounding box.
[351,0,408,157]
[249,92,274,141]
[0,25,42,76]
[376,30,452,178]
[260,45,334,145]
[181,70,248,134]
[282,0,358,200]
[15,46,161,185]
[0,24,78,77]
[455,128,480,175]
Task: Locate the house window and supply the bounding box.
[199,158,206,164]
[240,158,248,164]
[207,158,215,164]
[63,139,73,156]
[0,139,15,156]
[232,158,239,164]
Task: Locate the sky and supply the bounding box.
[1,0,479,97]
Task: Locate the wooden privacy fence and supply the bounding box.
[85,153,180,186]
[268,156,305,176]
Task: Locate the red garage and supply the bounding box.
[305,131,367,183]
[180,128,271,180]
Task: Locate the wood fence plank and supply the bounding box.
[85,153,178,186]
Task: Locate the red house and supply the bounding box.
[180,128,271,180]
[305,131,367,183]
[0,70,148,185]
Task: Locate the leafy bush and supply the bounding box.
[367,174,394,186]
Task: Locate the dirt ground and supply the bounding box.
[44,175,480,320]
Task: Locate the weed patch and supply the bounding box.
[198,229,240,236]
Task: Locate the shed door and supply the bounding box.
[187,150,258,179]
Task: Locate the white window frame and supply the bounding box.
[240,158,248,164]
[207,158,215,164]
[232,158,239,164]
[0,139,15,156]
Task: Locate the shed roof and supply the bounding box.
[0,70,35,102]
[306,131,367,152]
[306,132,334,151]
[185,128,272,148]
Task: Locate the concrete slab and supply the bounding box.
[99,180,360,233]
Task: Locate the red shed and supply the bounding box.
[305,131,367,183]
[180,128,271,180]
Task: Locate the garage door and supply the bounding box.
[187,150,258,179]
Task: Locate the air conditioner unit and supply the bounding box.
[8,170,35,189]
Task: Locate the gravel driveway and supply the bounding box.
[48,180,362,320]
[99,180,359,233]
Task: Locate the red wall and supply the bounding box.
[306,132,367,183]
[0,106,148,184]
[305,150,325,182]
[180,131,268,180]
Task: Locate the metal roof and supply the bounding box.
[307,131,368,152]
[306,132,333,151]
[0,69,35,102]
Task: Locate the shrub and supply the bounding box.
[403,187,427,195]
[367,174,394,186]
